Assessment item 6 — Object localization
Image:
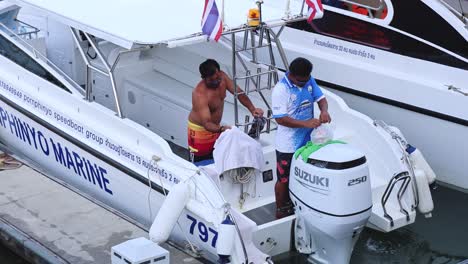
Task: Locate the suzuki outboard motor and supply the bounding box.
[290,142,372,264]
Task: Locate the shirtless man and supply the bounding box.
[188,59,264,162]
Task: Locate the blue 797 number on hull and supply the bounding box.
[186,214,218,248]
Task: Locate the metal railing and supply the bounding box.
[14,18,40,40]
[227,17,290,135]
[70,27,151,118]
[225,0,342,136]
[381,171,411,227]
[320,0,386,19]
[337,0,385,11]
[374,120,419,227]
[374,120,419,209]
[0,23,84,95]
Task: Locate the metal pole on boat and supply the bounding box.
[231,33,239,127]
[221,0,225,23]
[459,0,467,23]
[257,0,263,24]
[300,0,306,16]
[86,67,92,100]
[70,28,93,100]
[284,0,291,19]
[268,28,289,71]
[82,32,123,118]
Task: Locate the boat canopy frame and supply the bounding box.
[65,0,313,120]
[12,0,314,49]
[0,22,84,94]
[5,0,326,141]
[69,27,152,118]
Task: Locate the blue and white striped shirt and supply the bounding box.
[272,74,325,153]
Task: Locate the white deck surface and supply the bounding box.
[0,165,202,264]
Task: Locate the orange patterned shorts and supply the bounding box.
[187,120,220,162]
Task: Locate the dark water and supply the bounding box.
[0,245,29,264]
[275,185,468,264]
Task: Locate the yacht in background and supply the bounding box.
[279,0,468,189]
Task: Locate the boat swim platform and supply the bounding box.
[0,164,204,264]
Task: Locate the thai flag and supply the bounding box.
[201,0,223,42]
[306,0,324,23]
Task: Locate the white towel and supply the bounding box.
[230,208,270,264]
[213,127,265,175]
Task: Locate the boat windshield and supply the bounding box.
[389,0,468,60]
[323,0,467,59]
[322,0,389,19]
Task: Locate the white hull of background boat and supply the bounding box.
[279,16,468,189]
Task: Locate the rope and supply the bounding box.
[225,167,255,184]
[146,155,200,256]
[146,159,157,221]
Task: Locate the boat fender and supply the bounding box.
[216,215,236,263]
[414,169,434,218]
[149,181,189,244]
[406,145,436,184]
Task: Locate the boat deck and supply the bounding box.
[0,163,204,264]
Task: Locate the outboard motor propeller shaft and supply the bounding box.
[290,142,372,264]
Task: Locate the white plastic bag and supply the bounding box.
[310,123,334,144]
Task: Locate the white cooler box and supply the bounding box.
[111,237,169,264]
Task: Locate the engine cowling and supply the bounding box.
[290,143,372,264]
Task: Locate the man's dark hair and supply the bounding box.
[289,57,313,77]
[199,59,221,78]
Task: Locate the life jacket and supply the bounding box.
[351,5,388,19]
[351,4,369,16]
[380,7,388,19]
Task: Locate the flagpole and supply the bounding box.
[221,0,225,26]
[300,0,306,16]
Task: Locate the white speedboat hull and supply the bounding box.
[0,60,230,263]
[326,87,468,190]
